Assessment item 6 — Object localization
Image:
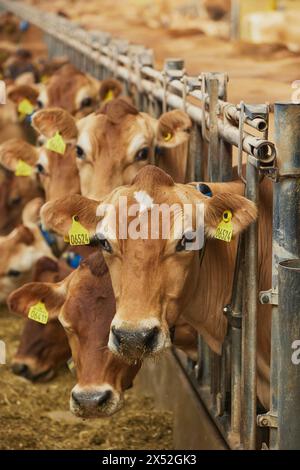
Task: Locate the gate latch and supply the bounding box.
[257,412,278,429]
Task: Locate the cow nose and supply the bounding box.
[71,389,112,409]
[111,326,159,351]
[11,363,28,377]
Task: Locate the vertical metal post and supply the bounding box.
[241,161,259,449]
[277,259,300,449]
[218,74,233,182]
[271,102,300,449]
[208,76,219,182]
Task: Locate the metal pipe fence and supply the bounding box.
[1,0,300,450]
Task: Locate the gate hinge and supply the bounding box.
[259,289,278,306]
[257,412,278,429]
[223,304,242,329]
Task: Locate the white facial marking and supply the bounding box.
[37,87,49,108]
[37,149,49,171]
[77,130,92,156]
[128,134,146,157]
[134,190,154,214]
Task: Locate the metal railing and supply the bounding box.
[1,0,300,450]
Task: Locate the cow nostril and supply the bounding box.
[71,391,81,407]
[143,326,159,349]
[97,390,112,407]
[12,363,28,376]
[111,326,122,348]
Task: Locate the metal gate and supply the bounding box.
[1,0,300,450]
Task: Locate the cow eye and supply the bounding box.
[7,269,21,277]
[176,232,196,252]
[135,147,149,162]
[37,99,43,109]
[9,196,21,205]
[76,145,85,160]
[36,163,45,174]
[99,238,112,253]
[81,97,92,108]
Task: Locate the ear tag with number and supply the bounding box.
[103,89,114,103]
[46,131,66,155]
[15,159,33,177]
[215,210,233,243]
[28,301,49,324]
[163,132,172,142]
[18,98,34,116]
[68,216,90,246]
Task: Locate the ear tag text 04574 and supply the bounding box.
[68,216,90,246]
[46,131,66,155]
[18,98,34,116]
[215,210,233,243]
[28,301,49,324]
[15,159,33,177]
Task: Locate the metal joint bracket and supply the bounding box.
[257,412,278,429]
[223,305,242,329]
[259,289,278,306]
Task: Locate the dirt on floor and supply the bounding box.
[0,307,173,450]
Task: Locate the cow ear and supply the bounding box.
[157,109,192,148]
[0,138,39,172]
[7,84,39,105]
[40,194,100,238]
[99,78,123,102]
[22,198,44,226]
[8,281,66,320]
[204,192,257,238]
[32,108,78,141]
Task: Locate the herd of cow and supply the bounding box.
[0,11,273,428]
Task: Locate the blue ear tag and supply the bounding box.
[39,224,57,246]
[20,20,30,32]
[63,252,83,269]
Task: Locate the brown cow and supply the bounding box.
[9,251,197,417]
[11,256,72,382]
[40,166,272,409]
[0,138,42,234]
[32,102,192,198]
[0,197,55,303]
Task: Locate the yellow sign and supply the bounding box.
[28,301,49,324]
[46,131,66,155]
[68,216,90,246]
[18,98,34,116]
[215,210,233,243]
[15,159,33,177]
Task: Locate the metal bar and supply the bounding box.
[241,162,259,450]
[208,76,220,182]
[270,102,300,449]
[277,259,300,449]
[218,75,233,182]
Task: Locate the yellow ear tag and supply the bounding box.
[28,301,49,324]
[41,75,49,84]
[15,159,33,177]
[215,210,233,243]
[68,216,90,246]
[46,131,66,155]
[103,89,114,103]
[18,98,34,116]
[163,132,172,142]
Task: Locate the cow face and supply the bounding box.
[41,166,257,363]
[0,138,42,234]
[12,257,72,382]
[0,199,55,303]
[8,252,140,418]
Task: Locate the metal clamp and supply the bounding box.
[257,412,278,429]
[259,289,278,306]
[223,305,242,329]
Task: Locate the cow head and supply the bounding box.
[0,198,55,303]
[11,256,71,382]
[0,138,42,233]
[41,166,257,362]
[8,252,140,418]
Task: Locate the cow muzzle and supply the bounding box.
[70,384,122,418]
[108,319,170,362]
[11,360,55,382]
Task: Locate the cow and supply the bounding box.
[0,197,55,303]
[0,138,42,234]
[40,165,272,409]
[9,251,197,417]
[8,65,123,122]
[31,101,192,198]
